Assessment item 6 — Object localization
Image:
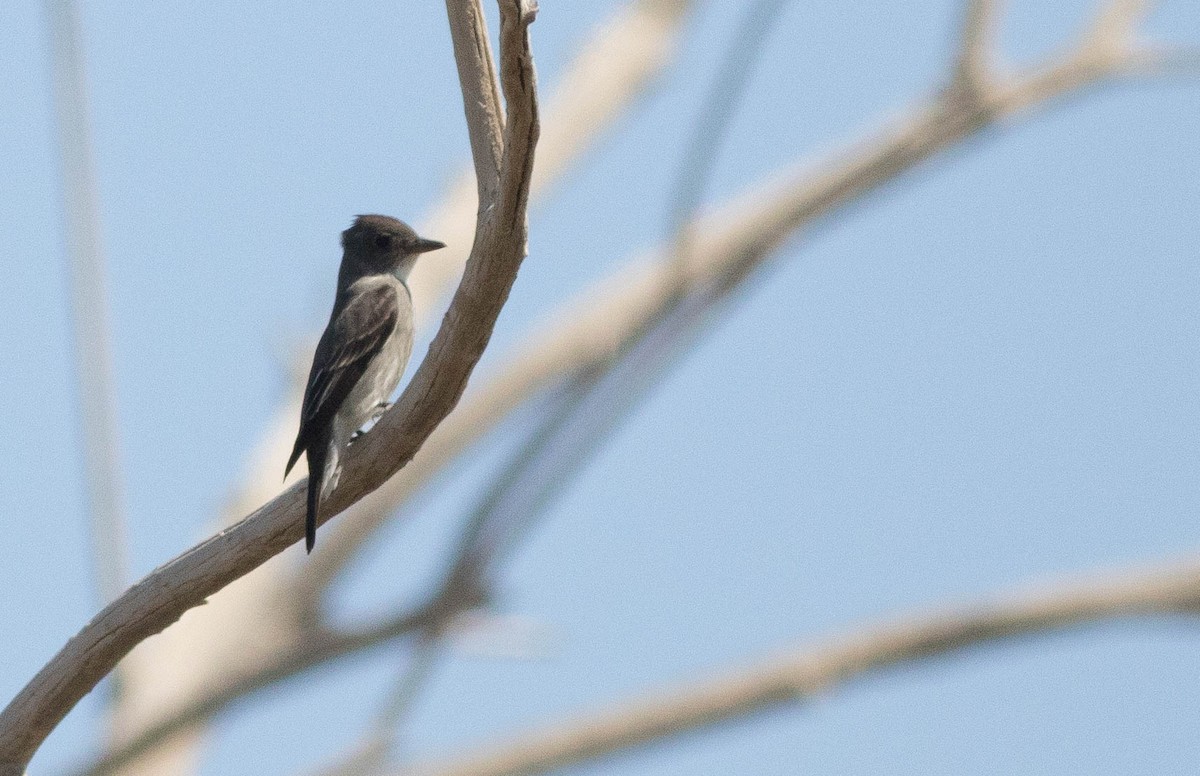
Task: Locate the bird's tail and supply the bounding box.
[304,442,329,554]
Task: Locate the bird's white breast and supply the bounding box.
[333,275,414,448]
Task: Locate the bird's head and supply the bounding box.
[341,214,445,282]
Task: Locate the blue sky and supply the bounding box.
[2,1,1198,774]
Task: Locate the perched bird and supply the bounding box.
[286,215,445,552]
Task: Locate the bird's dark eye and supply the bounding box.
[374,234,392,249]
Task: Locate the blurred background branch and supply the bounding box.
[44,0,129,611]
[67,2,1193,774]
[4,0,1194,774]
[402,555,1200,776]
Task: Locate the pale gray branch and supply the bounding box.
[0,1,538,771]
[403,556,1200,776]
[445,0,505,204]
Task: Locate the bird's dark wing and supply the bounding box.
[285,283,399,477]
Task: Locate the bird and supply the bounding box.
[286,215,445,553]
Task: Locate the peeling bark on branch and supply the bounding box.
[445,0,504,204]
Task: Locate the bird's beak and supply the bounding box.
[413,237,446,253]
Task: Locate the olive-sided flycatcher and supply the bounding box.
[286,215,445,553]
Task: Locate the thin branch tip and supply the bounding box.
[1085,0,1155,54]
[1125,44,1200,77]
[951,0,1004,99]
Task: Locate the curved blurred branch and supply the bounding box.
[667,0,789,264]
[0,1,539,771]
[435,0,797,628]
[403,556,1200,776]
[72,598,457,776]
[45,0,129,609]
[1123,44,1200,77]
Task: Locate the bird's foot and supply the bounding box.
[349,403,395,446]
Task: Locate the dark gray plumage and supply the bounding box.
[286,215,445,552]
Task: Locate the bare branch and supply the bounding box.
[443,0,801,618]
[310,636,445,776]
[1085,0,1153,58]
[408,0,699,340]
[445,0,505,204]
[667,0,789,272]
[72,599,461,776]
[403,557,1200,776]
[951,0,1003,96]
[528,0,693,200]
[1122,44,1200,77]
[0,2,538,770]
[45,0,130,609]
